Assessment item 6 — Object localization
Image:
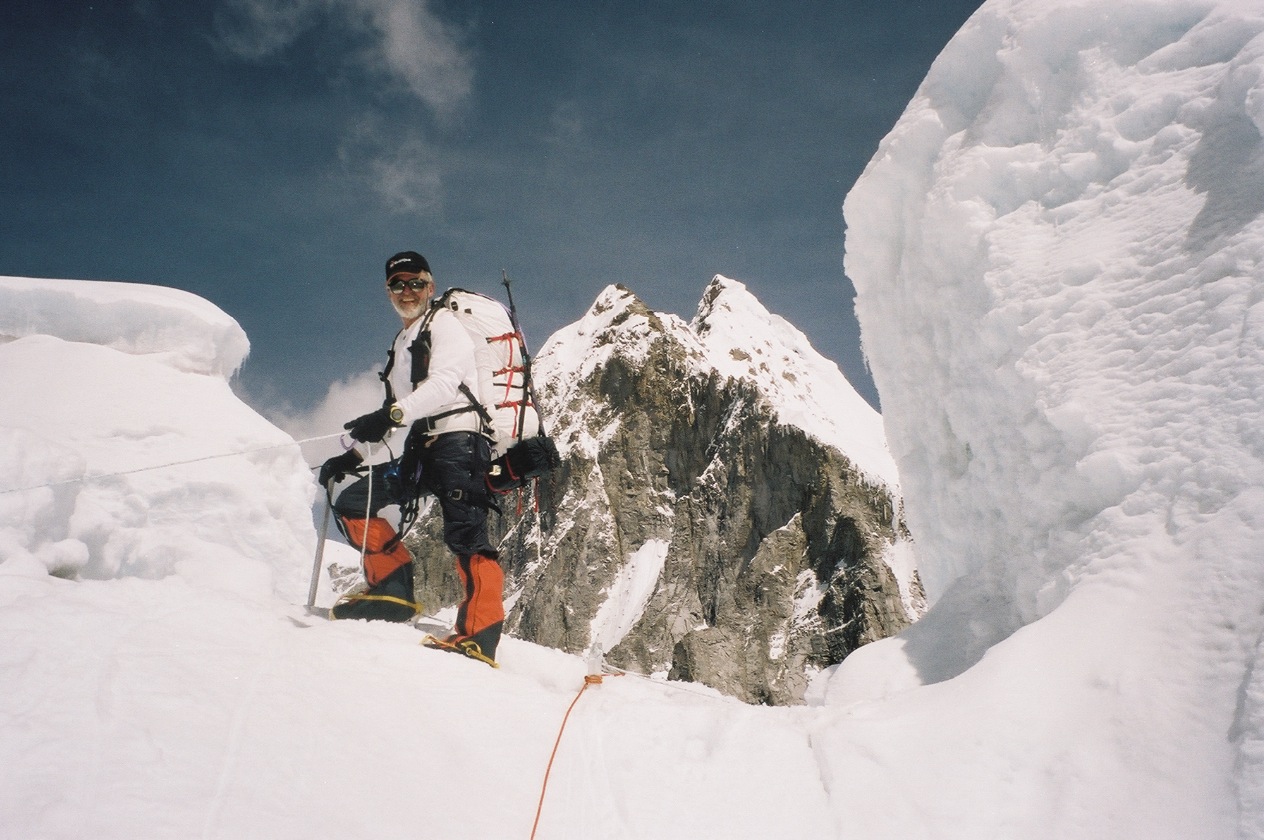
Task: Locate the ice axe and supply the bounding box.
[306,478,335,612]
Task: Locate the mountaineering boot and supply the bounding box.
[331,517,421,622]
[429,551,504,663]
[332,561,420,622]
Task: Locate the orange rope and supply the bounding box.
[529,674,605,840]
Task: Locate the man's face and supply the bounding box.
[386,271,434,323]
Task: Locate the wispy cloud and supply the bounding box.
[213,0,473,211]
[214,0,474,118]
[214,0,306,60]
[339,116,445,215]
[363,0,472,120]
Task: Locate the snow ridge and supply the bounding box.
[0,275,250,379]
[0,276,309,590]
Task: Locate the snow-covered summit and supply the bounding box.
[536,276,898,487]
[514,277,916,703]
[691,275,894,486]
[535,282,692,386]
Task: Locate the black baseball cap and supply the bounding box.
[385,251,431,279]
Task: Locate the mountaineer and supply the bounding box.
[318,250,504,665]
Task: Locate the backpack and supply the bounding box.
[401,288,559,494]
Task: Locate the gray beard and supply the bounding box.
[391,298,426,321]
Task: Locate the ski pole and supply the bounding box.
[307,478,335,610]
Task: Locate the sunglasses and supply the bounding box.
[387,276,432,293]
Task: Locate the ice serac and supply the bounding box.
[407,277,922,705]
[839,0,1264,836]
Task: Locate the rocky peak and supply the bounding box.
[405,278,925,704]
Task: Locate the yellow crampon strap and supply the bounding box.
[330,593,423,617]
[422,634,500,668]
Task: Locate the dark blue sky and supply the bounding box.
[1,1,983,415]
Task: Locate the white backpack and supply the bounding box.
[420,288,541,457]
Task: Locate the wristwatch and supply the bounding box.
[388,403,405,425]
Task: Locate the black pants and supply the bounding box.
[336,431,494,557]
[418,431,495,557]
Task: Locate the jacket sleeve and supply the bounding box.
[394,310,477,424]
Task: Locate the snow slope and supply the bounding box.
[0,276,311,589]
[0,275,839,839]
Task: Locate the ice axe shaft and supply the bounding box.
[307,478,335,609]
[501,269,546,437]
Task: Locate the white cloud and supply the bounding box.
[360,0,473,119]
[269,366,386,464]
[214,0,474,119]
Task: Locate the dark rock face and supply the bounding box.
[406,280,924,704]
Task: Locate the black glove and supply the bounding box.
[344,407,396,443]
[318,450,363,487]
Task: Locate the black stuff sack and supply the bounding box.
[486,435,560,494]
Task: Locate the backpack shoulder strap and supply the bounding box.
[379,327,407,406]
[380,290,445,403]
